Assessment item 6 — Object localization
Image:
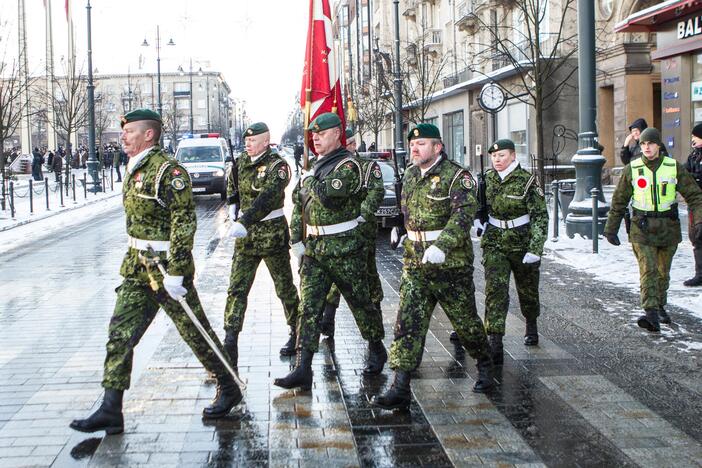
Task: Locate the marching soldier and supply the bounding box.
[70,109,242,435]
[223,122,300,364]
[478,139,548,365]
[605,128,702,330]
[320,128,385,338]
[274,113,386,391]
[372,124,493,411]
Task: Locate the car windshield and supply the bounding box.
[176,146,222,163]
[379,163,395,184]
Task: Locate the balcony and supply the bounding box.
[442,67,472,89]
[403,0,418,18]
[422,28,442,54]
[455,1,479,32]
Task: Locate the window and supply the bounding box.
[174,82,190,93]
[693,53,702,125]
[442,111,465,166]
[176,98,189,110]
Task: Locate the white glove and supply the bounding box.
[473,219,486,234]
[356,215,366,223]
[291,242,305,265]
[227,221,248,238]
[422,245,446,264]
[163,275,187,300]
[390,226,407,246]
[522,252,541,264]
[227,204,238,220]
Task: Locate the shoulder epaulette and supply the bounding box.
[334,156,363,193]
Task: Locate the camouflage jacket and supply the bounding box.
[480,166,548,256]
[604,156,702,246]
[226,148,291,256]
[358,157,385,239]
[400,155,478,269]
[291,147,365,257]
[120,146,196,280]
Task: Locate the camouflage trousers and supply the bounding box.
[632,243,677,310]
[224,251,299,333]
[297,252,385,353]
[389,266,490,372]
[325,240,383,308]
[102,277,230,390]
[483,248,540,335]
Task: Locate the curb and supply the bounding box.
[0,192,122,233]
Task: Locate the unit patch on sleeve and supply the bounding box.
[278,168,288,180]
[460,173,474,190]
[331,179,343,190]
[171,177,186,191]
[372,167,382,179]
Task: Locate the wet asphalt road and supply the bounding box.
[0,194,701,467]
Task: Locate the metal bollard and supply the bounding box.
[551,180,559,241]
[1,178,6,211]
[45,177,50,210]
[72,174,77,203]
[9,181,14,219]
[110,168,114,191]
[102,170,106,193]
[29,179,33,214]
[83,173,88,199]
[591,187,599,253]
[59,175,65,207]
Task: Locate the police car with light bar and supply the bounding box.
[175,133,232,200]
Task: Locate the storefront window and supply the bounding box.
[442,111,464,166]
[692,53,702,125]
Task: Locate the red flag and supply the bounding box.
[65,0,70,20]
[301,0,346,153]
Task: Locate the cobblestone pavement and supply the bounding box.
[0,195,701,467]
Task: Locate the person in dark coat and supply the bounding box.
[293,143,303,174]
[620,118,647,165]
[51,151,63,182]
[684,123,702,287]
[112,145,122,182]
[31,147,44,181]
[47,150,54,172]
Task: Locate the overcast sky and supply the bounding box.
[1,0,308,141]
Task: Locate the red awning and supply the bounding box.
[615,0,702,32]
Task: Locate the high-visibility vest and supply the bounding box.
[630,156,677,212]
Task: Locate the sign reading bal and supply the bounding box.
[677,15,702,39]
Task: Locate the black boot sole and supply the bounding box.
[637,317,660,332]
[472,382,494,393]
[273,372,313,391]
[523,337,539,346]
[69,421,124,435]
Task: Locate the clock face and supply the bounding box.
[479,84,506,113]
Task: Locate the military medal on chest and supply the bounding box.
[257,166,266,179]
[134,172,143,190]
[430,176,440,190]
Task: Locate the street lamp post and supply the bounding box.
[85,0,101,192]
[142,27,174,145]
[392,0,405,169]
[565,0,609,239]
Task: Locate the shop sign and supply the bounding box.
[663,91,679,100]
[663,107,681,114]
[663,118,681,128]
[692,81,702,102]
[664,77,680,84]
[677,15,702,39]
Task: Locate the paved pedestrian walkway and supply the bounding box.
[1,196,701,467]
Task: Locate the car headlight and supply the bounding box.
[214,169,224,177]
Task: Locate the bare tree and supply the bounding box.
[356,79,391,149]
[0,58,32,176]
[467,0,579,187]
[161,96,183,150]
[93,91,114,147]
[44,61,90,155]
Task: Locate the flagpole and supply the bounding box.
[303,0,315,171]
[45,0,57,151]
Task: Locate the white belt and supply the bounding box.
[488,214,530,229]
[128,236,171,251]
[306,219,358,236]
[261,208,285,221]
[407,229,442,242]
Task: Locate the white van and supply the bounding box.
[175,134,231,200]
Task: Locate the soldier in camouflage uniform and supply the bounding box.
[274,113,386,391]
[371,124,493,411]
[320,128,385,338]
[476,139,548,365]
[223,122,300,364]
[70,110,242,436]
[605,128,702,330]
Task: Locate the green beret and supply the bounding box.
[639,127,662,146]
[244,122,269,137]
[487,139,515,153]
[120,108,162,128]
[308,112,342,132]
[345,128,354,139]
[407,123,441,141]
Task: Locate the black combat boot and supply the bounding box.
[524,320,539,346]
[223,329,238,370]
[637,308,660,332]
[658,307,671,325]
[473,356,494,393]
[449,330,460,342]
[371,371,411,410]
[279,327,297,357]
[320,302,337,337]
[70,388,124,435]
[363,340,387,375]
[488,334,504,365]
[273,349,314,390]
[202,375,243,418]
[683,248,702,286]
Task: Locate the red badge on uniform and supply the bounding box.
[635,176,648,189]
[172,168,182,176]
[134,172,142,182]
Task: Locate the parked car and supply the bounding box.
[372,159,402,228]
[174,135,232,200]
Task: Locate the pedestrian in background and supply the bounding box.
[222,122,300,366]
[51,151,63,182]
[69,109,243,436]
[274,112,386,392]
[293,143,303,174]
[683,123,702,287]
[604,128,702,331]
[621,118,647,165]
[372,124,493,411]
[31,147,44,181]
[112,144,123,182]
[476,139,548,365]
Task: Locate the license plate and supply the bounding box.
[192,187,207,192]
[377,207,400,216]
